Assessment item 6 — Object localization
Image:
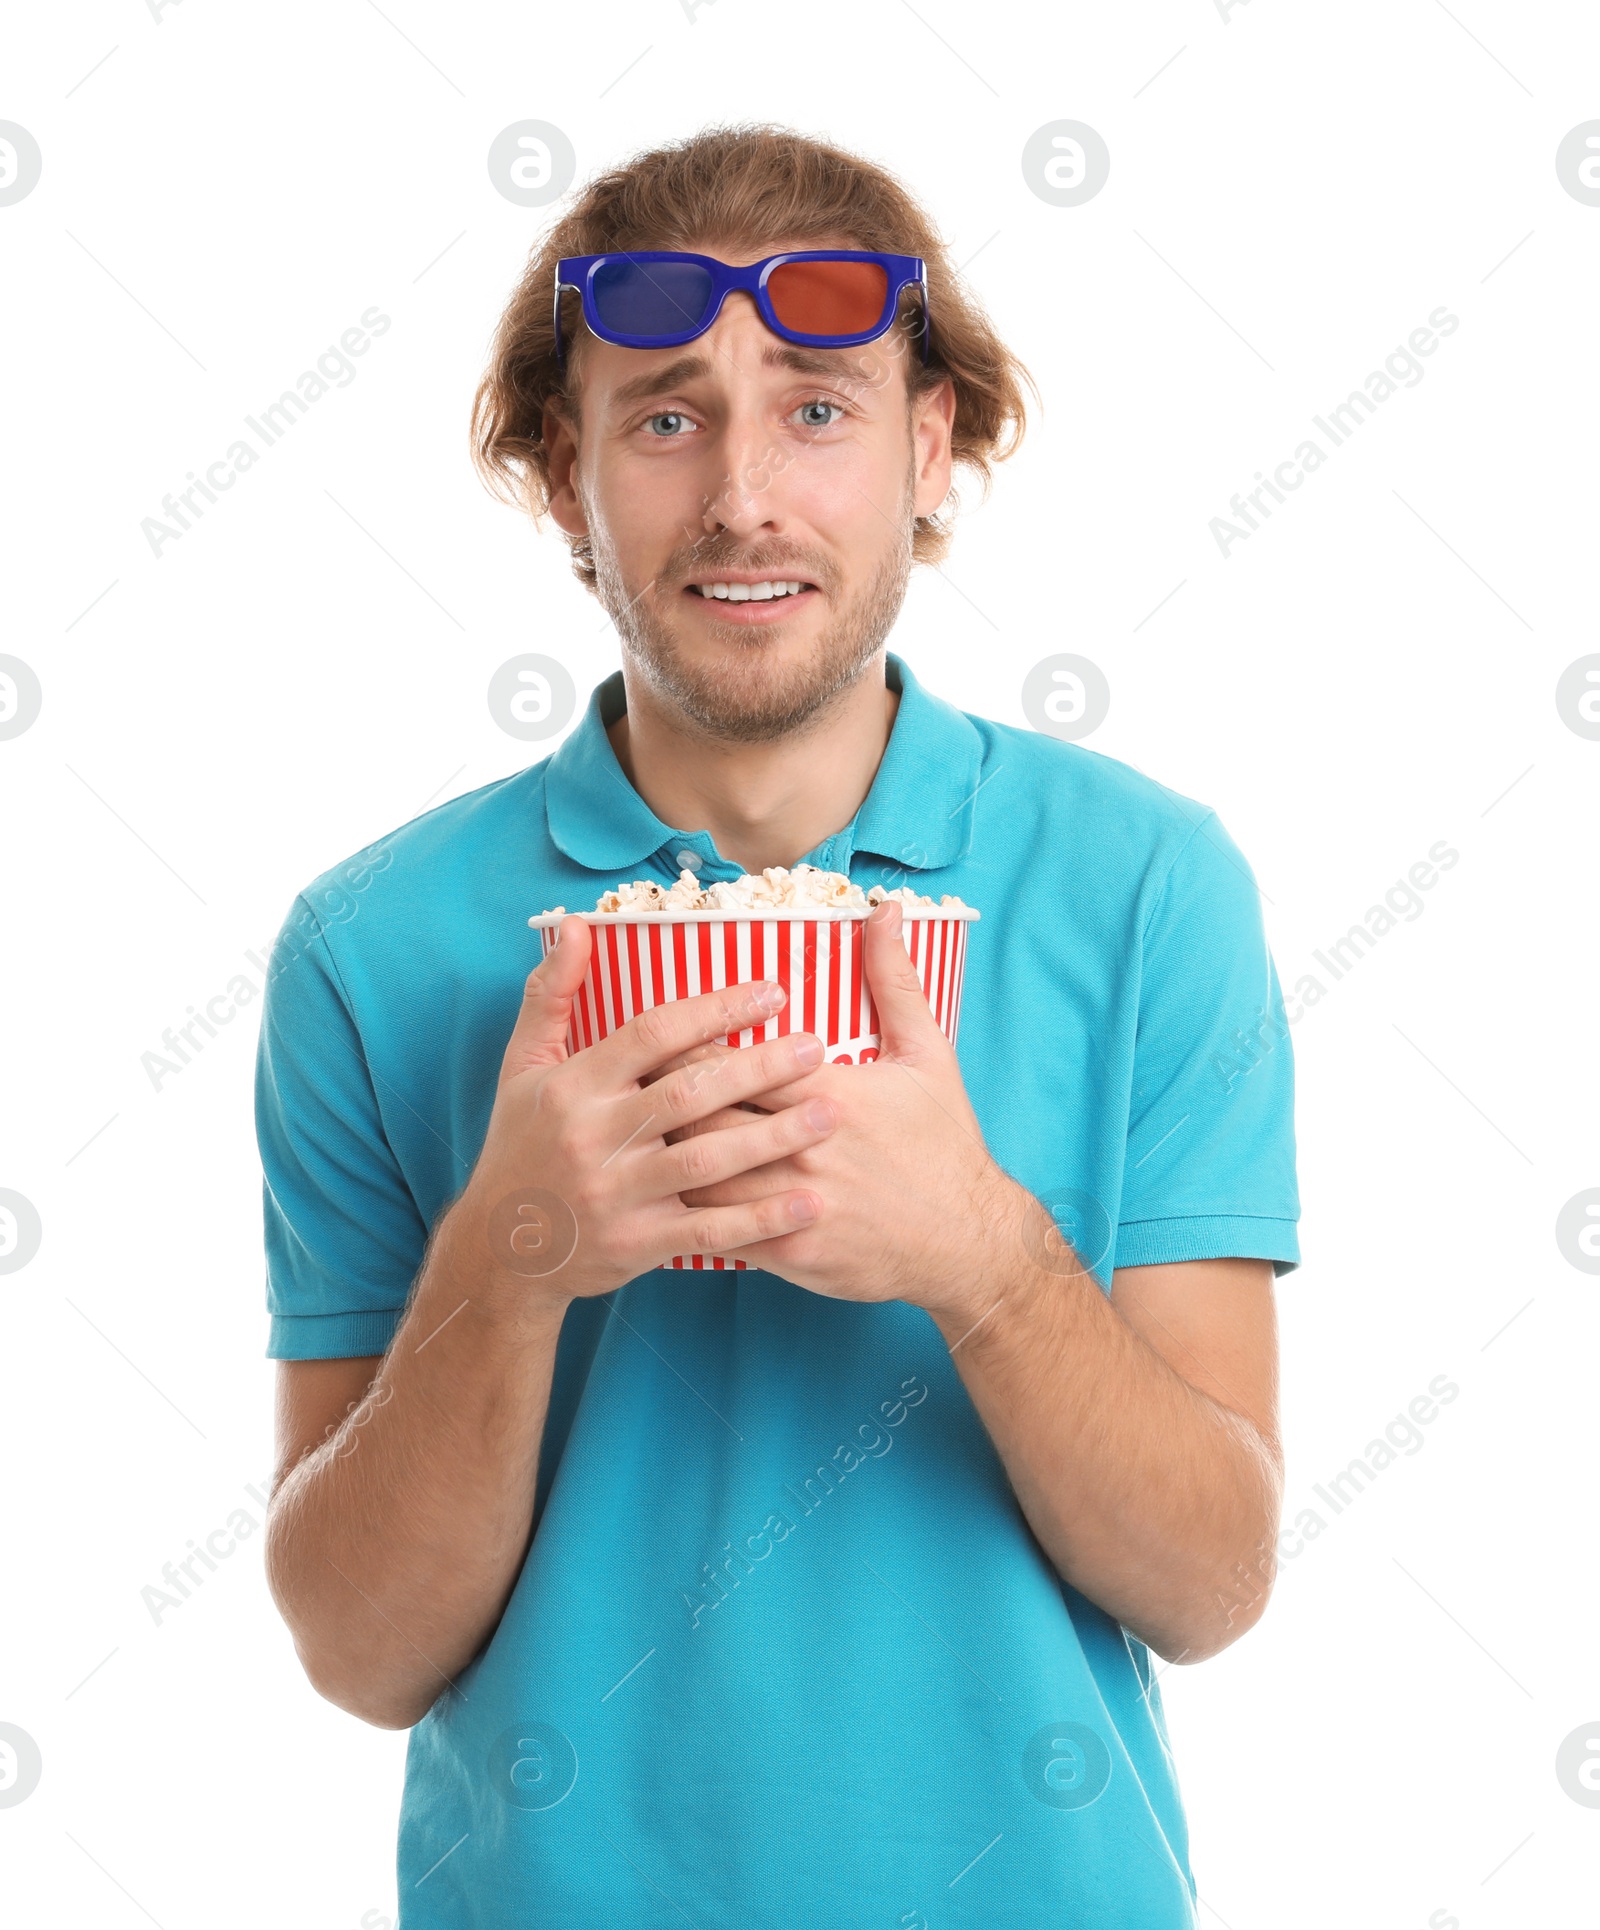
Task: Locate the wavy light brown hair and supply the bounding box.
[471,123,1035,590]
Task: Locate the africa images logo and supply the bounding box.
[139,308,392,558]
[1209,307,1460,558]
[681,1375,929,1628]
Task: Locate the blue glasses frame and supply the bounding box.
[552,249,929,367]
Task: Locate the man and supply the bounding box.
[258,124,1299,1928]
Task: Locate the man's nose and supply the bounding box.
[698,299,787,537]
[700,411,782,538]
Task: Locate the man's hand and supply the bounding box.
[452,912,839,1304]
[661,899,1010,1318]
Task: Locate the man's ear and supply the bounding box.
[910,375,956,521]
[543,401,588,538]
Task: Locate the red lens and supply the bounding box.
[766,259,890,336]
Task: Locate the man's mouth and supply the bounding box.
[686,578,816,603]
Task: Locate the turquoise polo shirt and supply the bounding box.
[256,649,1299,1928]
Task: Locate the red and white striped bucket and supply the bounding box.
[528,905,980,1270]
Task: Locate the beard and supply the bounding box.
[588,474,915,745]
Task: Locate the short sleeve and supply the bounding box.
[255,895,429,1359]
[1114,811,1301,1278]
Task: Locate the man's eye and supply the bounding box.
[796,399,844,430]
[644,412,693,437]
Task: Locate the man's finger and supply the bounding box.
[592,978,791,1087]
[666,1100,773,1141]
[864,900,944,1060]
[501,914,593,1074]
[641,1039,735,1089]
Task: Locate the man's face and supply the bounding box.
[544,240,955,742]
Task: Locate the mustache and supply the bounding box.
[660,539,837,593]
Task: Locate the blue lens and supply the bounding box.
[590,258,715,338]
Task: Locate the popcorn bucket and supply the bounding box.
[527,905,980,1270]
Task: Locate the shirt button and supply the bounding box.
[672,846,704,872]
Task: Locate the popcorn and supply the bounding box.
[529,861,978,1274]
[570,863,971,916]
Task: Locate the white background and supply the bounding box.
[3,1,1598,1925]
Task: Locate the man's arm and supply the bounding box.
[665,902,1291,1666]
[927,1192,1283,1666]
[263,928,835,1729]
[266,1222,575,1730]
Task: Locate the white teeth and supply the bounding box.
[693,579,810,600]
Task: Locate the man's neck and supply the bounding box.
[605,658,901,876]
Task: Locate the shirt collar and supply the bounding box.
[544,650,985,876]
